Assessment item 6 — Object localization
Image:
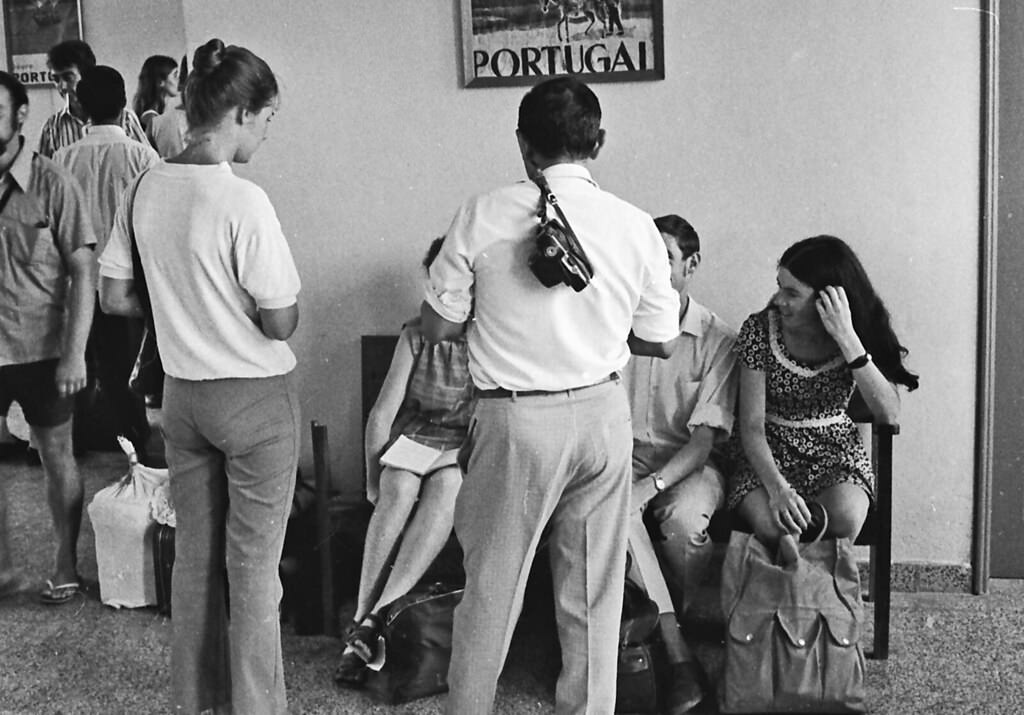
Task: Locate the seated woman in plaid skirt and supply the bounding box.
[335,237,474,687]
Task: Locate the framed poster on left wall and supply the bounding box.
[3,0,83,86]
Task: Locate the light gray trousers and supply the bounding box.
[446,380,632,715]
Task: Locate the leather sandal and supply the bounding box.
[333,649,368,688]
[344,612,383,663]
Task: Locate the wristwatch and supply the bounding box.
[649,472,666,493]
[847,352,872,370]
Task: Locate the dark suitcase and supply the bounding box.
[365,582,464,704]
[615,578,669,714]
[152,523,175,616]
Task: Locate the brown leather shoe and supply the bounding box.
[665,660,706,715]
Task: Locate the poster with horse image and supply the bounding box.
[460,0,663,87]
[3,0,83,85]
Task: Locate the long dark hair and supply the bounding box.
[133,55,178,117]
[780,235,919,390]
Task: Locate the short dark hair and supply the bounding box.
[186,38,278,131]
[0,71,29,111]
[76,66,126,123]
[47,40,95,72]
[517,77,601,160]
[654,214,700,259]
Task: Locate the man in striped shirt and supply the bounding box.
[38,40,147,158]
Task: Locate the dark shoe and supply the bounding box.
[665,660,706,714]
[0,438,27,461]
[344,612,383,663]
[800,501,829,543]
[333,649,368,689]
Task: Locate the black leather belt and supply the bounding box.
[476,372,619,399]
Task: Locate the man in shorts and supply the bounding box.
[0,71,96,604]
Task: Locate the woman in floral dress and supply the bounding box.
[729,235,918,564]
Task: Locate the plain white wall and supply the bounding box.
[174,1,975,566]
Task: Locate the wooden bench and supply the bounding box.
[346,334,897,659]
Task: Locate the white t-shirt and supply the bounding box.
[98,161,300,380]
[425,163,679,392]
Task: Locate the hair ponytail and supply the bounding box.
[185,38,277,131]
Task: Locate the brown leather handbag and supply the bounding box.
[719,532,866,713]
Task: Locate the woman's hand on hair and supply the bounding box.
[815,285,858,348]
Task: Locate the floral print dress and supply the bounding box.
[725,307,874,509]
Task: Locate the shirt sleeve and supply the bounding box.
[736,312,769,370]
[687,327,739,438]
[423,201,476,324]
[98,183,135,280]
[233,186,301,310]
[631,218,680,343]
[49,165,96,259]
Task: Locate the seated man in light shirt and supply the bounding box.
[623,214,738,713]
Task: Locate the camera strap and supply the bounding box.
[532,172,594,276]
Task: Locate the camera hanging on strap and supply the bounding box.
[527,172,595,292]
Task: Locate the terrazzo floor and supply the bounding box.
[1,447,1022,714]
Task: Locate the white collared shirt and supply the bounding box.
[624,297,739,475]
[426,163,679,391]
[53,124,159,257]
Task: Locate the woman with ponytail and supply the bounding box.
[99,39,299,715]
[728,235,918,565]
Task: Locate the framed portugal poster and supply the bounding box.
[461,0,664,88]
[3,0,83,86]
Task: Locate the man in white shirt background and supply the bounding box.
[54,65,159,459]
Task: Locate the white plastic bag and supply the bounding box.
[86,438,172,608]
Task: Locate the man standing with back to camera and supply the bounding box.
[422,76,680,714]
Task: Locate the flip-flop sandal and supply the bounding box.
[38,579,82,605]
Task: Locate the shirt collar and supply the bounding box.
[7,137,32,191]
[85,124,127,139]
[55,104,83,124]
[678,295,710,337]
[539,163,598,188]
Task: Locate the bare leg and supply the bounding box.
[31,421,82,585]
[815,483,869,539]
[353,466,420,623]
[368,465,460,614]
